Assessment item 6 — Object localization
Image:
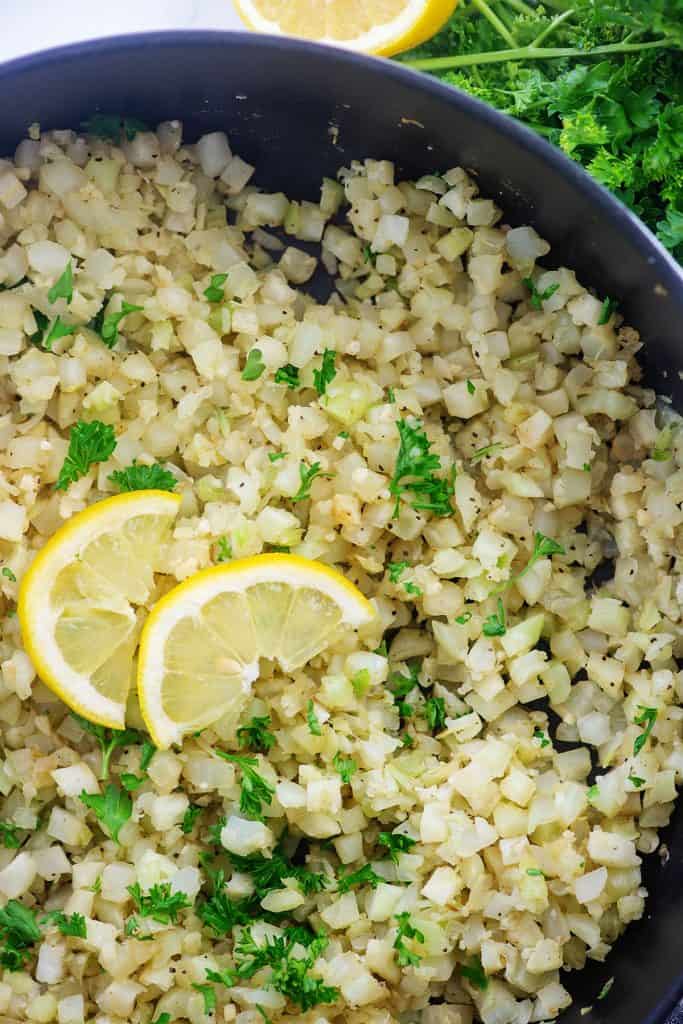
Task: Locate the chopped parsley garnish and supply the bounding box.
[313,349,337,396]
[526,868,545,878]
[461,955,489,991]
[90,298,143,348]
[523,278,560,310]
[307,700,322,736]
[587,784,600,802]
[292,461,330,503]
[0,900,41,971]
[332,753,357,785]
[1,568,17,583]
[627,774,646,789]
[652,426,675,461]
[403,580,422,597]
[70,713,142,779]
[56,420,117,491]
[242,348,266,381]
[237,715,275,754]
[378,832,417,864]
[393,912,425,968]
[401,732,415,748]
[0,823,22,849]
[466,379,476,395]
[363,245,376,265]
[274,363,300,388]
[48,259,74,305]
[390,418,454,518]
[120,773,144,792]
[192,983,216,1015]
[40,911,87,938]
[227,839,328,899]
[109,461,176,493]
[268,451,286,463]
[203,273,228,303]
[196,870,254,935]
[633,706,658,756]
[389,661,421,719]
[30,311,75,351]
[206,967,238,988]
[152,1015,171,1024]
[233,926,339,1012]
[533,726,551,749]
[471,442,505,463]
[583,462,592,472]
[387,387,396,403]
[351,668,371,697]
[482,598,507,637]
[215,752,274,821]
[337,864,383,894]
[128,882,192,925]
[81,114,148,140]
[598,298,618,326]
[88,876,102,894]
[424,696,446,732]
[338,431,349,439]
[256,1007,273,1024]
[215,536,232,562]
[495,531,565,595]
[597,977,615,1001]
[455,611,472,624]
[79,784,132,844]
[181,804,202,834]
[388,561,409,584]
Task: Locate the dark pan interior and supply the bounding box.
[1,30,682,1024]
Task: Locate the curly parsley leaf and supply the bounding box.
[394,912,425,968]
[337,863,384,894]
[292,461,331,502]
[227,839,328,900]
[70,713,142,780]
[90,298,143,348]
[378,832,417,864]
[461,954,489,991]
[56,420,117,491]
[0,900,41,971]
[128,882,192,924]
[332,753,357,785]
[79,784,132,844]
[424,696,446,732]
[237,715,275,754]
[633,705,657,755]
[533,726,551,749]
[215,752,274,821]
[523,277,560,310]
[0,823,22,849]
[40,911,87,938]
[109,461,176,493]
[390,418,454,518]
[274,363,300,388]
[192,983,217,1015]
[30,311,76,351]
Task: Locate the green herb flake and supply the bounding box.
[109,461,176,493]
[390,418,454,518]
[120,773,144,792]
[523,278,560,310]
[526,868,545,878]
[351,668,371,697]
[363,244,376,265]
[597,977,615,1001]
[401,732,415,748]
[533,726,551,749]
[307,699,322,736]
[482,598,507,637]
[152,1015,171,1024]
[180,804,202,835]
[332,753,357,785]
[455,611,472,624]
[90,298,143,349]
[313,349,337,396]
[70,713,142,779]
[471,442,505,463]
[56,420,117,490]
[232,925,339,1011]
[466,379,476,395]
[388,561,409,584]
[30,310,76,351]
[0,900,41,971]
[215,536,232,563]
[393,912,425,968]
[0,823,22,849]
[214,752,274,821]
[633,706,658,756]
[378,832,417,864]
[424,696,446,732]
[598,298,618,326]
[48,259,74,305]
[403,580,422,597]
[140,739,157,773]
[40,911,87,938]
[192,982,217,1015]
[242,348,266,381]
[337,864,384,893]
[1,568,17,583]
[81,114,148,140]
[206,966,238,988]
[461,955,489,991]
[237,715,275,754]
[268,451,286,463]
[627,774,646,788]
[204,273,228,303]
[274,363,300,389]
[587,783,600,802]
[293,461,331,503]
[80,785,132,844]
[128,882,192,925]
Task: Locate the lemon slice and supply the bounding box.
[18,491,181,730]
[234,0,458,56]
[137,554,375,748]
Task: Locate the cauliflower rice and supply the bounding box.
[0,117,680,1024]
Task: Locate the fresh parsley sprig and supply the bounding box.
[390,418,454,518]
[215,752,274,821]
[0,900,41,971]
[337,864,384,893]
[127,882,192,924]
[109,461,176,493]
[378,832,417,864]
[70,713,142,780]
[79,784,132,844]
[394,912,425,968]
[237,715,275,754]
[90,297,143,349]
[56,420,117,490]
[313,349,337,396]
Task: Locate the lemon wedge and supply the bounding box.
[18,491,181,730]
[234,0,458,56]
[137,554,375,748]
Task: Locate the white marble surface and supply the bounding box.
[2,0,245,64]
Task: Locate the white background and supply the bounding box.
[1,1,245,64]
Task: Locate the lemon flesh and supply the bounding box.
[137,554,375,748]
[234,0,459,56]
[18,492,181,729]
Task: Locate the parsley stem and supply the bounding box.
[402,38,675,72]
[500,0,536,15]
[471,0,518,48]
[529,8,575,48]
